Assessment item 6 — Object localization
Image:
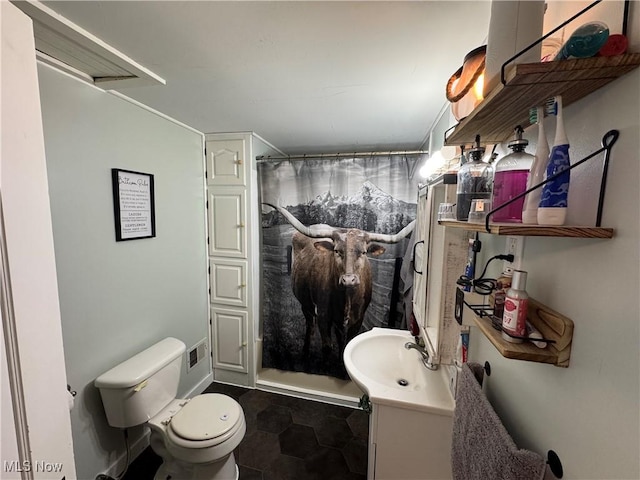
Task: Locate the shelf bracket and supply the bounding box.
[484,130,619,233]
[499,0,604,86]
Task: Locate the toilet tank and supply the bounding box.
[95,337,186,428]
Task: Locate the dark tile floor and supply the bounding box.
[122,382,368,480]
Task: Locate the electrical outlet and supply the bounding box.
[504,236,525,274]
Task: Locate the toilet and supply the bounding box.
[95,337,246,480]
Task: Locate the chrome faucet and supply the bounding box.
[404,341,438,371]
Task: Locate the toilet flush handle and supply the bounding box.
[133,380,148,392]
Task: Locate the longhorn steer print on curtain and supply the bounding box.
[259,156,421,379]
[268,204,415,368]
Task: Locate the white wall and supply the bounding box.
[469,50,640,480]
[38,64,210,479]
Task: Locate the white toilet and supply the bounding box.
[95,337,246,480]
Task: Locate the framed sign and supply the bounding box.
[112,168,156,241]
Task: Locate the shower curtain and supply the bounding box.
[258,155,422,379]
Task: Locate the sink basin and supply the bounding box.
[343,327,455,414]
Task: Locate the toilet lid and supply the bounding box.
[169,394,241,441]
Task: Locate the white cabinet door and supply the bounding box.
[206,138,246,186]
[209,258,247,307]
[372,403,453,479]
[413,180,467,366]
[208,187,246,258]
[211,306,248,373]
[412,186,430,328]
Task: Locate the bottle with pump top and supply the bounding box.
[456,135,493,221]
[492,126,534,223]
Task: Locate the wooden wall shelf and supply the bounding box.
[439,220,614,238]
[461,292,574,367]
[445,53,640,146]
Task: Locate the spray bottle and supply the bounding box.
[501,270,529,343]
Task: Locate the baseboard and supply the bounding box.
[184,371,214,398]
[101,429,150,479]
[214,368,250,386]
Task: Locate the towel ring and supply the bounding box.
[547,450,563,478]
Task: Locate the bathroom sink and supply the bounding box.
[343,327,454,414]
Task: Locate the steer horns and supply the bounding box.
[265,203,415,244]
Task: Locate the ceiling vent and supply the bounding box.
[13,0,165,89]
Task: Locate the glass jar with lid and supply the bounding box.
[456,135,493,221]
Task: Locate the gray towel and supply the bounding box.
[399,228,418,330]
[451,363,546,480]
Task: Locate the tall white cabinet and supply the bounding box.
[205,132,281,386]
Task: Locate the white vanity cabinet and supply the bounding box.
[205,132,282,386]
[368,402,453,479]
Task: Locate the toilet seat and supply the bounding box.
[166,394,244,449]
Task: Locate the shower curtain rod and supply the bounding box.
[256,149,428,162]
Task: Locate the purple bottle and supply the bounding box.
[492,126,534,223]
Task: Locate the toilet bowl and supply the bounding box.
[95,338,246,480]
[148,395,246,480]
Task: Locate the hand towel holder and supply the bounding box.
[547,450,564,478]
[473,363,565,478]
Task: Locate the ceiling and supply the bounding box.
[39,1,491,155]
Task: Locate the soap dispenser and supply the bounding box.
[456,135,493,221]
[491,126,534,223]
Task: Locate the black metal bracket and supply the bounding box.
[443,124,458,146]
[445,1,629,148]
[484,130,619,233]
[500,0,631,86]
[500,0,604,86]
[455,286,493,325]
[456,287,557,346]
[495,322,556,345]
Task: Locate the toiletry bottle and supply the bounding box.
[522,106,550,224]
[526,321,546,348]
[555,21,609,60]
[538,96,570,225]
[492,126,534,223]
[501,269,529,343]
[492,270,513,321]
[456,135,493,221]
[462,237,478,292]
[460,327,469,363]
